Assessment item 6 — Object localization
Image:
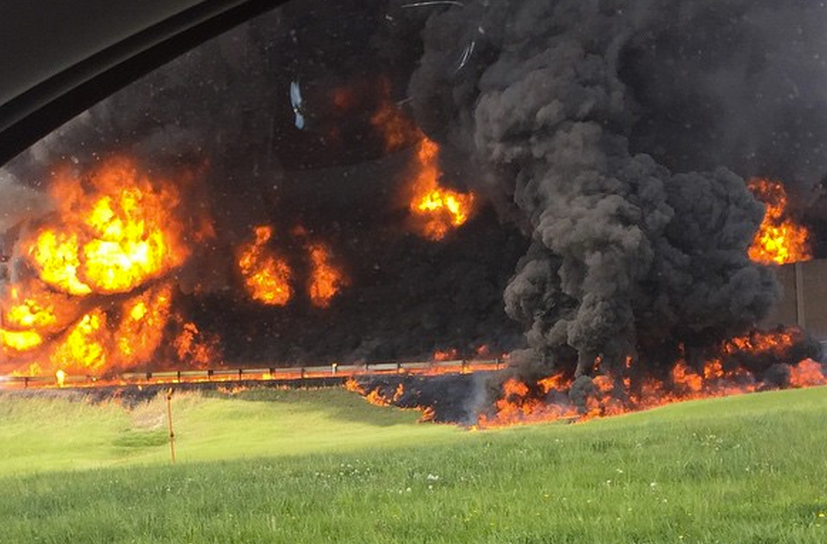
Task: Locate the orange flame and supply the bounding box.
[476,329,825,429]
[237,226,292,306]
[365,81,476,241]
[671,361,703,393]
[408,138,476,241]
[173,321,220,368]
[788,359,825,387]
[113,284,173,368]
[369,78,420,153]
[747,178,811,265]
[345,378,435,421]
[433,348,459,362]
[307,242,347,308]
[477,376,579,428]
[723,329,797,357]
[345,377,394,407]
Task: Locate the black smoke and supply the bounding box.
[406,0,827,381]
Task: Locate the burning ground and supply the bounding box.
[3,1,827,424]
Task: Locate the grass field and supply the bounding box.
[1,385,826,543]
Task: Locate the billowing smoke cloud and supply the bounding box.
[406,0,827,379]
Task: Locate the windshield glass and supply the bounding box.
[1,0,825,419]
[0,1,527,378]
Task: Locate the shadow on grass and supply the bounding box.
[202,387,424,428]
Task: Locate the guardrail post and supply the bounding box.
[207,369,214,381]
[238,368,243,380]
[23,377,29,389]
[166,388,176,464]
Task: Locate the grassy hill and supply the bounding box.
[1,386,826,543]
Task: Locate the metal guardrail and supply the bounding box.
[0,358,506,389]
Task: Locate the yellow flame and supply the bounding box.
[747,178,811,265]
[409,138,475,240]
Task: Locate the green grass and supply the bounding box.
[1,386,826,543]
[0,388,458,472]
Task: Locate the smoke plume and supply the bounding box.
[406,0,827,379]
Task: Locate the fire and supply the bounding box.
[671,361,703,393]
[433,348,459,362]
[788,359,825,387]
[113,284,173,367]
[747,178,811,265]
[2,281,190,376]
[49,310,108,375]
[348,380,408,406]
[24,157,188,294]
[4,288,57,329]
[476,329,826,429]
[538,373,569,394]
[369,78,420,153]
[1,283,75,356]
[477,377,579,428]
[345,378,435,422]
[723,329,796,357]
[307,243,347,308]
[345,377,395,407]
[237,226,292,306]
[408,138,476,241]
[0,156,217,378]
[365,80,476,241]
[173,321,220,368]
[0,329,43,352]
[27,231,91,295]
